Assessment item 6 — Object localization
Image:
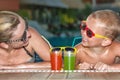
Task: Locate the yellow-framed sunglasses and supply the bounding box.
[80,21,108,39]
[50,47,76,54]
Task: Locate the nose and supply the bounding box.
[81,30,86,37]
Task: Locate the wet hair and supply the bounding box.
[87,9,120,41]
[0,11,20,42]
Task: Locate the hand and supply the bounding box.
[77,62,93,70]
[94,62,110,70]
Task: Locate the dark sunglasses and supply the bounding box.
[51,47,76,52]
[80,21,108,39]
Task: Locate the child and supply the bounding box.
[75,9,120,70]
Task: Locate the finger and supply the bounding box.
[94,62,103,70]
[90,64,94,69]
[95,63,107,70]
[79,63,90,70]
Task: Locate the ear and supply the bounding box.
[0,42,9,49]
[101,39,112,46]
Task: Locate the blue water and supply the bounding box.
[35,37,82,62]
[48,37,82,47]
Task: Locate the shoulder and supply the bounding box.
[28,27,44,40]
[75,43,83,57]
[75,43,82,53]
[28,26,52,47]
[29,27,41,35]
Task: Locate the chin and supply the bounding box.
[81,41,88,46]
[81,42,90,48]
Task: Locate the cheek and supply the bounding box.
[9,42,23,48]
[81,30,87,37]
[82,38,102,47]
[89,38,102,46]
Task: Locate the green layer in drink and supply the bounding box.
[64,55,75,70]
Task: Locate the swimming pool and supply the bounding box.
[48,37,82,47]
[35,37,82,62]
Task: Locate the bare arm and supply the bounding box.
[93,42,120,70]
[94,62,120,70]
[75,44,82,69]
[0,62,51,70]
[29,27,51,61]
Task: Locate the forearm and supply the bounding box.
[93,62,120,70]
[0,61,51,70]
[109,64,120,70]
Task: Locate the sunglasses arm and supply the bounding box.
[95,34,108,39]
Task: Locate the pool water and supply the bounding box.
[48,37,82,47]
[35,37,82,62]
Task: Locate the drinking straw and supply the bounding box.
[72,36,82,47]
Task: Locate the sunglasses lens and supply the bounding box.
[86,29,93,38]
[21,31,27,41]
[65,47,75,52]
[52,48,61,52]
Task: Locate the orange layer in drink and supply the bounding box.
[50,52,62,70]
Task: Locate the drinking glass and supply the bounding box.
[64,47,76,70]
[50,48,62,70]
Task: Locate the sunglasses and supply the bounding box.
[80,21,108,39]
[50,47,76,53]
[50,47,76,59]
[6,20,28,43]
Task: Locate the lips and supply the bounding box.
[81,37,88,46]
[82,37,88,42]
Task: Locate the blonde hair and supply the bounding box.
[0,11,20,42]
[87,10,120,40]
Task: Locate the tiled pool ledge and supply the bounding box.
[0,69,120,73]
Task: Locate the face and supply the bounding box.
[6,18,30,49]
[80,19,108,47]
